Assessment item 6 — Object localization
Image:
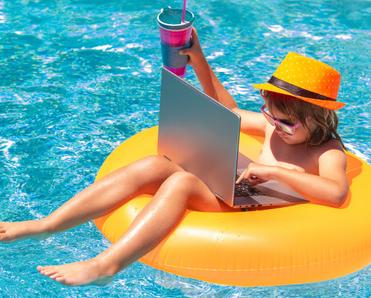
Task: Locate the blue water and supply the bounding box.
[0,0,370,296]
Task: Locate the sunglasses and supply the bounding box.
[260,104,300,135]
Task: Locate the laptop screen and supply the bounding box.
[158,67,241,205]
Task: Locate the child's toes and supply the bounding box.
[37,266,46,273]
[0,233,9,241]
[44,268,58,276]
[50,272,63,280]
[38,266,56,276]
[38,265,52,272]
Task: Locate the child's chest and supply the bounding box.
[257,133,319,175]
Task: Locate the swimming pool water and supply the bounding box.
[0,0,370,297]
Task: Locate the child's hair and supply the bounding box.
[261,90,345,149]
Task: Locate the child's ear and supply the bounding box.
[305,116,315,129]
[306,115,314,122]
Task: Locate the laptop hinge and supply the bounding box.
[214,192,224,201]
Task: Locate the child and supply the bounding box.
[0,28,348,286]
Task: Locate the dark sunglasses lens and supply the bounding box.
[277,122,294,135]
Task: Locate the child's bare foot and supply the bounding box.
[0,219,50,242]
[37,258,114,286]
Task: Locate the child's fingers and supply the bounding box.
[248,178,263,186]
[236,171,246,184]
[179,43,194,55]
[191,27,199,41]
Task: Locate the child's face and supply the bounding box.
[267,104,311,145]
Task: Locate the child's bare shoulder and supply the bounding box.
[314,138,344,154]
[313,139,347,165]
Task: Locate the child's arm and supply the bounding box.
[237,148,349,207]
[179,28,267,136]
[275,149,348,207]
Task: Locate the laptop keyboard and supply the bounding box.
[234,174,262,197]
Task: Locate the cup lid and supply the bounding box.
[157,7,195,30]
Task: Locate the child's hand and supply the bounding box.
[178,28,205,68]
[236,162,276,186]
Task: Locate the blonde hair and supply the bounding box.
[262,90,345,148]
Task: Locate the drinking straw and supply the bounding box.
[181,0,187,23]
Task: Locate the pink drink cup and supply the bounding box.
[157,8,195,77]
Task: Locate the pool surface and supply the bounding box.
[0,0,370,297]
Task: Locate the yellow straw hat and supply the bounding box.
[253,52,345,110]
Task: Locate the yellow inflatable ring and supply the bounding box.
[94,126,371,286]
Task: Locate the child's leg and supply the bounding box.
[37,171,237,286]
[0,155,185,242]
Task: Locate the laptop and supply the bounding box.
[158,67,308,208]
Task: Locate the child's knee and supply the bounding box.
[141,155,168,169]
[141,155,183,174]
[164,172,202,195]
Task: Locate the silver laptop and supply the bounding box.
[158,67,307,208]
